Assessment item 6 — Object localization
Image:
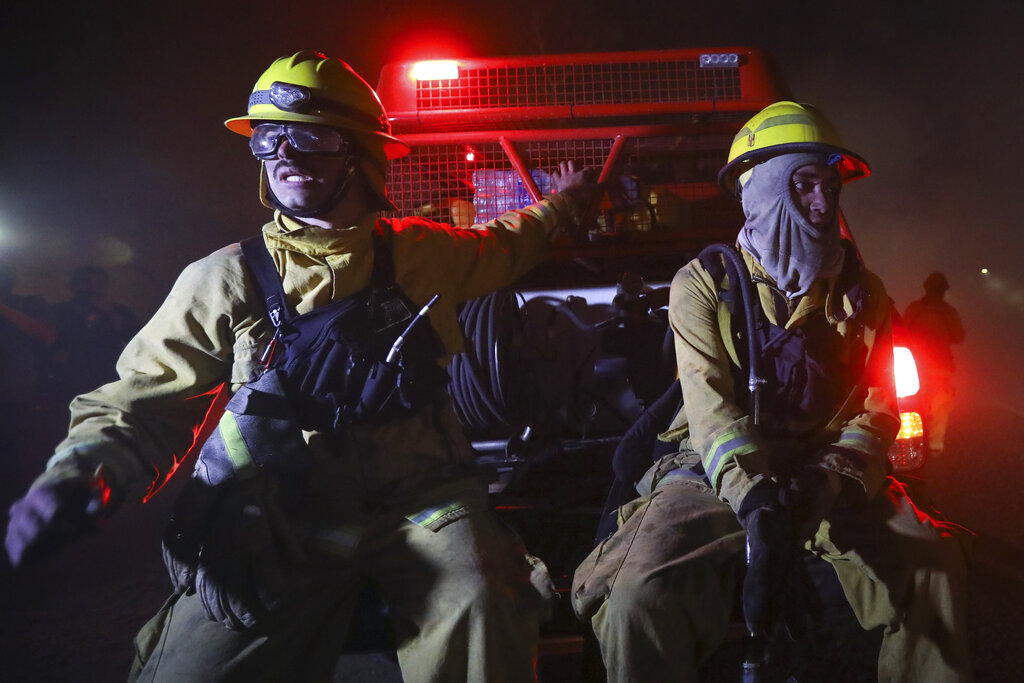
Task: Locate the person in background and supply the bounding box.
[903,272,965,455]
[50,266,140,414]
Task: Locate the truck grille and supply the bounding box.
[416,60,742,111]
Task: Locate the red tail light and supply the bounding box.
[890,345,927,472]
[893,345,920,398]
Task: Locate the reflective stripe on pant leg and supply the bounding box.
[405,500,469,531]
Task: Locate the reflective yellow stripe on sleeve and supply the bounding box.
[836,426,883,456]
[217,411,255,473]
[705,430,758,489]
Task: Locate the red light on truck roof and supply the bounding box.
[411,60,459,81]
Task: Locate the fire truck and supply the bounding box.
[350,47,930,681]
[380,47,778,461]
[376,47,927,472]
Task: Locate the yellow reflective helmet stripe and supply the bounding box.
[718,100,870,196]
[738,112,822,141]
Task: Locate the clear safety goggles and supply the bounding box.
[249,122,351,160]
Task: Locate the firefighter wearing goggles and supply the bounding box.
[225,50,411,217]
[6,51,597,682]
[572,101,973,682]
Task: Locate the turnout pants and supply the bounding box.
[130,508,550,683]
[572,475,973,683]
[923,369,956,453]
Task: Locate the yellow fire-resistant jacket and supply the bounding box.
[660,247,901,512]
[41,195,574,515]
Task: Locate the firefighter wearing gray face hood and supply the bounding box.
[572,101,974,682]
[736,152,846,297]
[5,51,600,682]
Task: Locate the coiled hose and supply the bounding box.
[447,288,526,432]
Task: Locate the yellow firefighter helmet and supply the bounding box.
[227,51,409,212]
[226,51,408,159]
[718,101,870,196]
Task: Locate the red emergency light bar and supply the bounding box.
[377,47,782,133]
[410,60,459,81]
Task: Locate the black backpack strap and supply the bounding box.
[834,240,870,321]
[240,236,289,329]
[370,221,396,290]
[697,243,740,319]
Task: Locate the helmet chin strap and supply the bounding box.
[266,156,359,219]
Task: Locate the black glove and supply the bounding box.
[736,479,820,639]
[5,470,110,567]
[163,476,305,631]
[783,467,842,541]
[161,475,222,594]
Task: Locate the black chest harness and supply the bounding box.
[160,228,449,620]
[608,242,871,488]
[699,241,869,440]
[239,225,448,436]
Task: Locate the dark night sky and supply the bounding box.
[3,0,1022,404]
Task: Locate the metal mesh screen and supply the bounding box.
[384,134,736,232]
[415,60,741,111]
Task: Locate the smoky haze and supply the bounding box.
[2,0,1020,408]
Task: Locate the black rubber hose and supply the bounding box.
[699,244,763,424]
[448,289,523,431]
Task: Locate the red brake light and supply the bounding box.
[893,346,920,398]
[411,60,459,81]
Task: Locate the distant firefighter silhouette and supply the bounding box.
[903,272,965,454]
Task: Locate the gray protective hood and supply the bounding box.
[736,153,844,298]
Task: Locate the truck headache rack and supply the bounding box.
[378,48,780,127]
[412,57,742,111]
[377,48,783,255]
